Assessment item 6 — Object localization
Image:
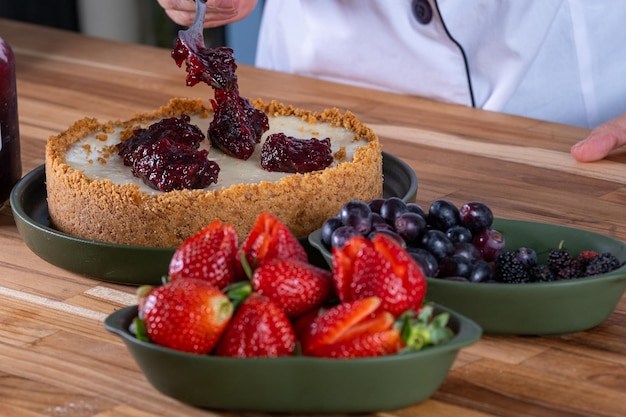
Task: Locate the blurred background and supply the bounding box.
[0,0,264,65]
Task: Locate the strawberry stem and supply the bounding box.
[223,281,253,309]
[136,285,154,302]
[131,317,150,342]
[399,304,454,351]
[240,252,254,279]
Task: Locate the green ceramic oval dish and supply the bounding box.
[10,153,417,284]
[104,303,481,413]
[10,165,175,285]
[309,218,626,335]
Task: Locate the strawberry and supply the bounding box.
[337,309,397,341]
[252,257,334,317]
[215,293,296,357]
[141,279,233,354]
[168,220,240,289]
[308,328,402,359]
[239,212,308,270]
[577,250,599,268]
[300,296,402,358]
[331,235,364,301]
[292,306,324,338]
[299,298,455,358]
[332,233,426,317]
[300,296,380,352]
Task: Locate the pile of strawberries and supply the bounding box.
[134,212,453,358]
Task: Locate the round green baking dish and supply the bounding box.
[10,152,417,284]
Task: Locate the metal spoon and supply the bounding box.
[173,0,237,90]
[177,0,208,54]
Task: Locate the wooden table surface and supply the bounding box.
[1,18,626,417]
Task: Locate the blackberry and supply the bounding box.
[529,264,555,282]
[585,253,622,276]
[495,251,531,284]
[555,258,584,280]
[547,247,574,273]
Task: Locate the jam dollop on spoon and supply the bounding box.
[172,0,269,160]
[172,0,237,90]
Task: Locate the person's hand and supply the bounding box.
[571,112,626,161]
[157,0,258,28]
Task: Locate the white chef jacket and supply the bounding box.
[255,0,626,128]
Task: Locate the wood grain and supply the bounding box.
[0,18,625,417]
[370,124,625,183]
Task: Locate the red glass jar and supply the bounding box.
[0,37,21,208]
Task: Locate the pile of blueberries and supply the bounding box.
[320,197,504,282]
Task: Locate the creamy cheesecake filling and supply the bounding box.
[65,114,362,195]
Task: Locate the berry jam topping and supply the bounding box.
[117,115,204,165]
[173,34,269,161]
[172,39,238,90]
[117,115,220,192]
[209,89,269,160]
[260,133,334,173]
[131,138,219,192]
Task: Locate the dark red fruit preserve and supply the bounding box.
[260,133,333,173]
[0,37,21,208]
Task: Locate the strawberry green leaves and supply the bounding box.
[399,304,454,351]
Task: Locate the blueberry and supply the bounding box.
[427,199,460,231]
[459,201,493,233]
[421,229,454,260]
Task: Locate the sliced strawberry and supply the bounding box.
[141,279,233,354]
[215,293,296,357]
[299,300,455,358]
[337,310,395,342]
[300,297,381,354]
[300,297,402,358]
[333,233,427,317]
[307,328,402,358]
[168,220,240,289]
[357,233,426,316]
[331,235,369,302]
[239,212,307,270]
[252,258,334,317]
